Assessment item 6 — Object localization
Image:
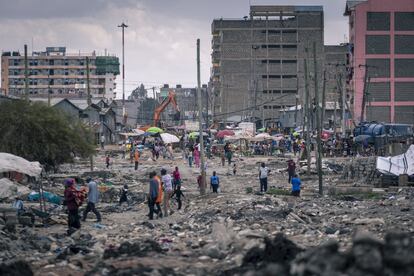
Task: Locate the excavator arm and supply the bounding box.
[153,90,180,127]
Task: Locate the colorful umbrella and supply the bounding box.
[161,133,180,144]
[147,127,164,134]
[216,130,235,139]
[189,131,208,139]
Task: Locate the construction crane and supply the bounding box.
[153,90,180,127]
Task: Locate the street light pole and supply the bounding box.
[118,22,128,125]
[197,39,206,195]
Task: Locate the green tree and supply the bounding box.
[0,100,95,171]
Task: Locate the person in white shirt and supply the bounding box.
[161,168,173,217]
[259,162,270,192]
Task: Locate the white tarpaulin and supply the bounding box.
[376,145,414,176]
[0,152,42,177]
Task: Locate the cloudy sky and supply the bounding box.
[0,0,348,98]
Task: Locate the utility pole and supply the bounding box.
[339,73,346,136]
[313,42,323,195]
[86,57,91,105]
[86,56,93,171]
[47,72,51,107]
[304,49,311,176]
[24,44,29,101]
[360,65,370,123]
[321,70,326,128]
[118,22,128,125]
[197,39,206,195]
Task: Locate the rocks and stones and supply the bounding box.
[0,259,33,276]
[103,239,163,259]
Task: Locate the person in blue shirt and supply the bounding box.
[210,171,220,193]
[291,174,301,197]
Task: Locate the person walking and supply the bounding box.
[82,177,102,222]
[287,159,296,184]
[154,173,163,218]
[291,174,301,197]
[171,184,185,210]
[172,167,181,190]
[100,134,105,149]
[233,163,237,175]
[161,168,173,217]
[259,163,270,192]
[105,154,110,169]
[224,142,232,165]
[119,184,129,206]
[188,148,194,167]
[134,149,140,171]
[193,146,200,168]
[210,171,220,193]
[221,150,225,166]
[148,172,159,220]
[64,178,82,235]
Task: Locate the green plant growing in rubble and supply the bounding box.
[266,188,291,196]
[0,100,95,171]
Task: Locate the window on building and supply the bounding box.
[395,82,414,101]
[282,60,297,64]
[367,12,390,31]
[366,106,390,122]
[282,30,297,34]
[261,44,281,49]
[367,82,390,102]
[395,106,414,124]
[264,75,281,78]
[395,35,414,54]
[282,45,297,49]
[366,59,390,78]
[395,59,414,78]
[395,12,414,31]
[282,75,296,79]
[366,35,390,54]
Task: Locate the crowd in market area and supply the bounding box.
[61,124,407,236]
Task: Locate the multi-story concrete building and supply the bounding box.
[1,47,119,100]
[211,5,325,126]
[324,44,351,130]
[345,0,414,124]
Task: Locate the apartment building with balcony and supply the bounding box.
[1,47,119,100]
[345,0,414,124]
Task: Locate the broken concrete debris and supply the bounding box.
[0,148,413,275]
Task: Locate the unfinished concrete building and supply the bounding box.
[211,5,324,126]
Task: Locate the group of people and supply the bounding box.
[258,160,301,197]
[147,167,185,220]
[63,177,101,235]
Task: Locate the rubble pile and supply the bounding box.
[1,150,414,275]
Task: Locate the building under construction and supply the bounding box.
[211,5,325,126]
[1,47,119,100]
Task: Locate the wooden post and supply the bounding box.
[313,42,323,195]
[304,48,311,176]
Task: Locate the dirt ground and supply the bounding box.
[1,148,413,275]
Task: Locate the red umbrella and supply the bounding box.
[216,130,235,139]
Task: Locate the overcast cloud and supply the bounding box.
[0,0,348,98]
